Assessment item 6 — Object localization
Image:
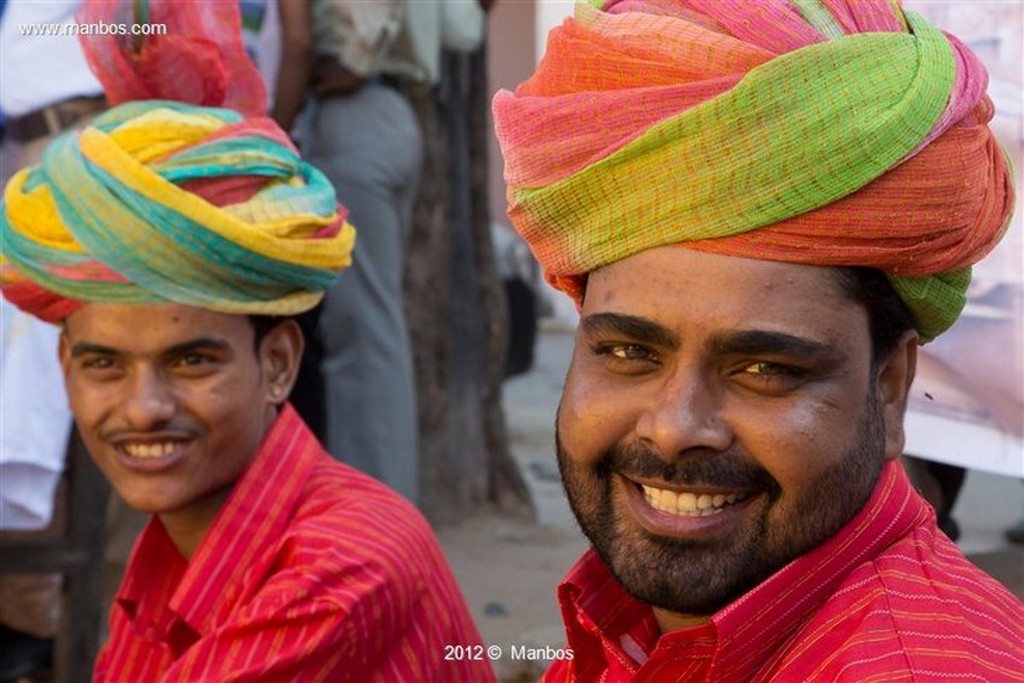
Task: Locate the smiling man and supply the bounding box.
[60,305,300,559]
[0,97,492,680]
[494,0,1022,680]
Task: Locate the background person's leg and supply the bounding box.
[304,84,423,503]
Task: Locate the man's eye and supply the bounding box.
[743,361,797,376]
[736,361,808,392]
[592,343,660,368]
[78,356,122,378]
[174,353,215,368]
[81,357,114,370]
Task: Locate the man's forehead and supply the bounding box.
[589,247,846,296]
[63,302,252,345]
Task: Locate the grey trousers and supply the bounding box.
[303,83,422,503]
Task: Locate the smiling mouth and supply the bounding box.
[639,483,751,517]
[121,442,182,459]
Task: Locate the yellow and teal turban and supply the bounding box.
[1,0,355,323]
[493,0,1015,341]
[1,101,355,323]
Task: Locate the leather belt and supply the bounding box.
[5,95,107,143]
[370,74,403,91]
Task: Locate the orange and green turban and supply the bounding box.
[0,0,355,323]
[493,0,1016,341]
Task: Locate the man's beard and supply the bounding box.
[556,393,887,617]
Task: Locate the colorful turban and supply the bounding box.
[0,0,355,323]
[493,0,1016,341]
[1,102,355,322]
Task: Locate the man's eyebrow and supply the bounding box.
[581,313,680,349]
[70,342,120,358]
[162,338,233,356]
[69,338,232,359]
[707,329,843,361]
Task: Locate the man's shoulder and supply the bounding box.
[852,524,1020,622]
[277,452,446,578]
[299,450,425,524]
[769,525,1022,680]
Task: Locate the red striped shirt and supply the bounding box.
[94,404,495,682]
[544,461,1023,682]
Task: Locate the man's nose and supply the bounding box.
[123,367,175,429]
[635,367,732,461]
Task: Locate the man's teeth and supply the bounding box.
[123,443,177,458]
[641,485,745,516]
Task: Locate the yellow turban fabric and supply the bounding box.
[493,0,1015,341]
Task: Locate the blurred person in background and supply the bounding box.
[271,0,487,504]
[272,0,423,503]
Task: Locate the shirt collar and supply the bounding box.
[558,460,932,678]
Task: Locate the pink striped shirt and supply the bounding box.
[544,461,1023,682]
[94,405,494,682]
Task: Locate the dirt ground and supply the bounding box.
[435,325,586,682]
[438,514,586,682]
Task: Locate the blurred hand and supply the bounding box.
[311,55,366,98]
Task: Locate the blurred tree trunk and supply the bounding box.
[404,47,531,525]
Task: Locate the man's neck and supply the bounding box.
[653,607,711,633]
[158,486,233,560]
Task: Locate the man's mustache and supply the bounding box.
[598,442,779,493]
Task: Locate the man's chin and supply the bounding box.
[596,529,769,617]
[612,567,759,617]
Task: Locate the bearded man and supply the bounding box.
[493,0,1022,680]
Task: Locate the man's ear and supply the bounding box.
[876,329,918,461]
[259,319,304,406]
[58,328,72,383]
